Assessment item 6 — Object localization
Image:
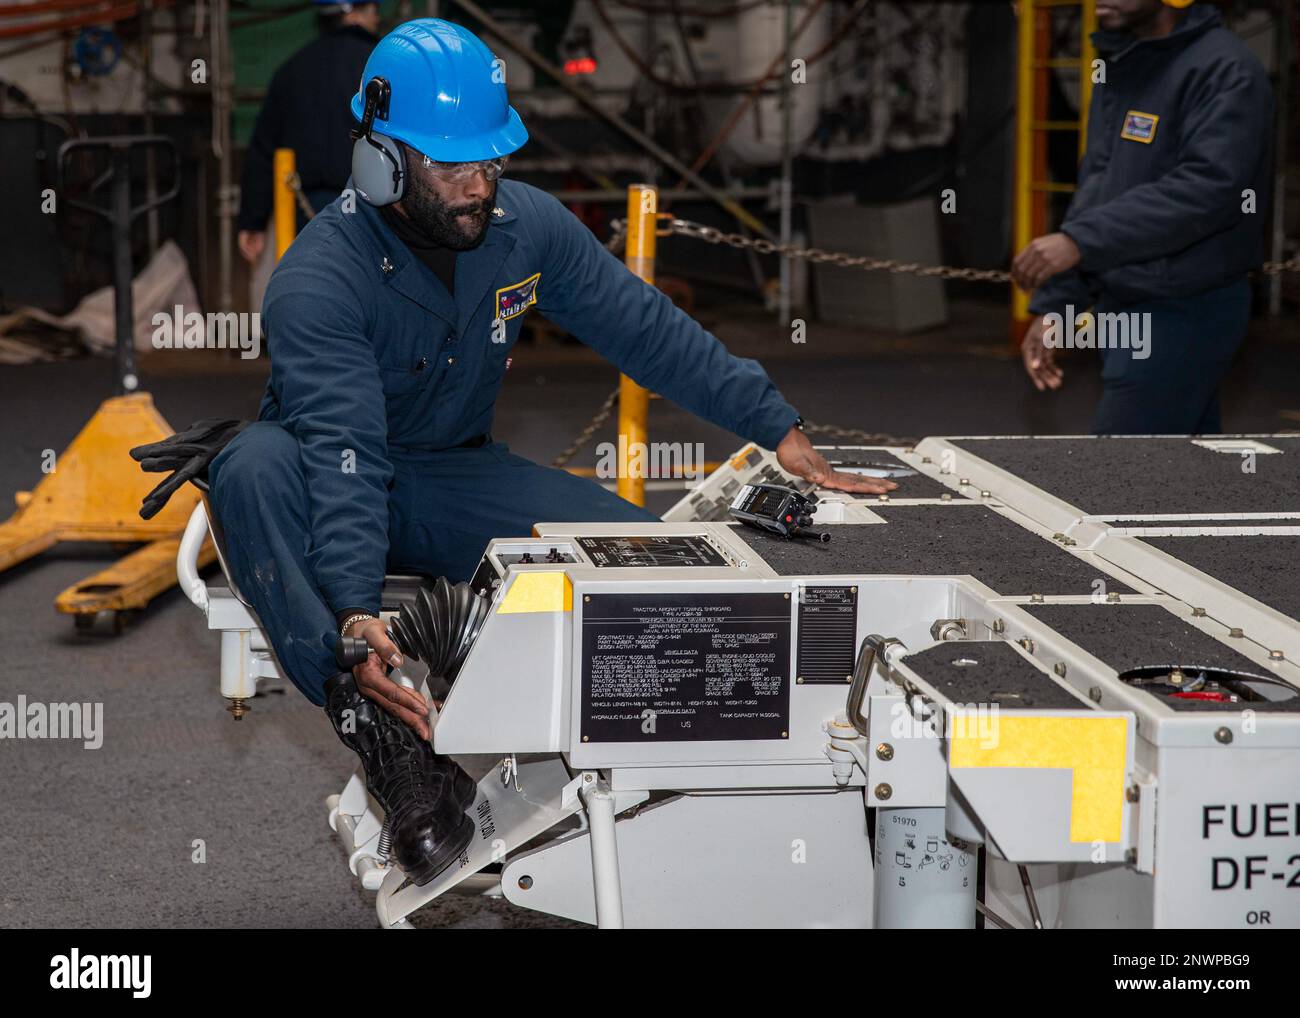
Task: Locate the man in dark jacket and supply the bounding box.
[1014,1,1272,434]
[236,1,381,264]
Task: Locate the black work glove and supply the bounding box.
[129,418,250,519]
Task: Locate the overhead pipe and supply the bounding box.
[0,0,134,14]
[664,0,833,199]
[445,0,771,238]
[0,1,143,38]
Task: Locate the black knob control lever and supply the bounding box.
[335,634,375,670]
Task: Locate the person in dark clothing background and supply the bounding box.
[236,1,381,265]
[1013,0,1273,435]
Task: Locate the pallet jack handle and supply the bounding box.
[56,135,181,396]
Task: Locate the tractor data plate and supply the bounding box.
[580,591,792,742]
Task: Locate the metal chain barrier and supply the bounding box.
[646,217,1013,283]
[555,220,919,468]
[614,216,1300,280]
[604,219,627,253]
[552,388,914,469]
[552,386,622,468]
[568,215,1299,473]
[799,421,917,447]
[1262,256,1300,274]
[286,171,316,221]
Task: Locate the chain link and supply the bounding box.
[555,221,916,472]
[552,386,622,468]
[556,219,917,470]
[800,421,916,447]
[557,215,1296,483]
[285,171,317,222]
[604,219,627,253]
[615,216,1300,280]
[551,390,913,471]
[620,216,1013,282]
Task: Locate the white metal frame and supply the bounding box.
[178,436,1300,930]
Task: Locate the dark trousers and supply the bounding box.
[207,421,658,704]
[1091,278,1251,435]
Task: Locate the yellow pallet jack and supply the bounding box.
[0,136,215,633]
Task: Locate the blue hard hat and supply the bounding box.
[350,19,528,163]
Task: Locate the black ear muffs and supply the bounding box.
[351,77,405,206]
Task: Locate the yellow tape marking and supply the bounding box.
[498,571,573,614]
[949,715,1127,843]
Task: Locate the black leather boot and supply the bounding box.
[324,673,475,885]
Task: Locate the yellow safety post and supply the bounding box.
[618,184,657,507]
[1012,0,1097,348]
[274,147,297,260]
[1077,0,1098,159]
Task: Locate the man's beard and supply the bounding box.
[399,170,495,251]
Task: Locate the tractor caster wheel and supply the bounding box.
[111,609,143,635]
[71,609,140,636]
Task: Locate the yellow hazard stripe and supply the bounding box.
[949,715,1127,843]
[497,571,573,614]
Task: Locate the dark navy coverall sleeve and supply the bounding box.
[1028,144,1108,316]
[1059,67,1269,271]
[533,194,799,451]
[237,70,286,232]
[263,269,393,618]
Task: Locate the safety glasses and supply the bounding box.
[422,156,509,183]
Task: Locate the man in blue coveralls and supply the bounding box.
[208,19,893,884]
[1014,0,1272,434]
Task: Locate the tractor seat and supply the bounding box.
[188,478,435,612]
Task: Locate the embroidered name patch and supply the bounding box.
[1121,110,1159,144]
[495,272,540,322]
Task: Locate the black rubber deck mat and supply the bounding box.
[1141,533,1300,623]
[820,450,961,500]
[730,505,1133,594]
[902,641,1088,710]
[1024,603,1300,713]
[949,437,1300,515]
